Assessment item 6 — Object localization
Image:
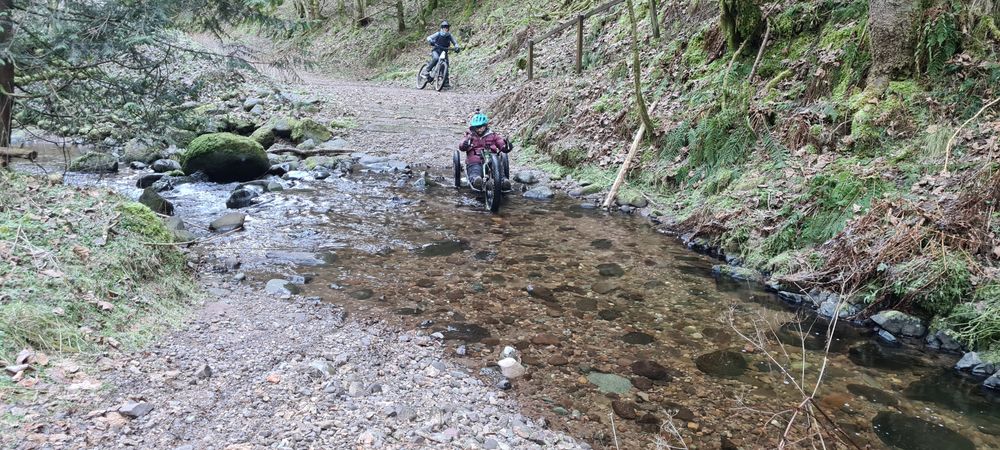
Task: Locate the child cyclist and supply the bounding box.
[459,112,512,191]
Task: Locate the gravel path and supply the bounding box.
[8,273,585,449]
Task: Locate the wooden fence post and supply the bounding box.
[648,0,660,39]
[576,15,584,74]
[527,40,534,80]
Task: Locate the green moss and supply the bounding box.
[250,123,276,149]
[68,152,118,173]
[291,118,332,143]
[719,0,763,51]
[701,168,737,196]
[181,132,269,182]
[329,117,358,129]
[682,27,710,67]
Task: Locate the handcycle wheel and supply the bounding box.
[486,154,503,213]
[435,62,448,92]
[453,150,462,188]
[417,64,430,90]
[501,153,510,180]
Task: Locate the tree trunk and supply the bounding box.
[625,0,655,133]
[396,0,406,31]
[0,0,13,147]
[868,0,920,85]
[355,0,365,26]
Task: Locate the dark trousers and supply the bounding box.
[467,163,483,182]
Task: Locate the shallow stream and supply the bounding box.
[16,147,1000,450]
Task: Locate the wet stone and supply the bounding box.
[349,289,374,300]
[530,334,560,346]
[592,281,617,294]
[631,360,671,381]
[846,384,898,406]
[611,400,637,420]
[439,323,491,343]
[395,307,423,316]
[695,350,748,378]
[621,332,654,345]
[597,263,625,277]
[575,298,598,311]
[598,309,622,321]
[548,355,569,366]
[586,372,632,394]
[415,239,469,257]
[526,285,555,301]
[631,377,653,390]
[590,239,613,249]
[662,402,696,422]
[872,411,975,450]
[415,279,435,288]
[848,342,925,371]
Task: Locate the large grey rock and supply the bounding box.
[817,299,858,319]
[985,371,1000,390]
[955,352,998,376]
[925,329,963,352]
[265,279,299,296]
[136,173,165,189]
[68,152,118,173]
[871,310,927,337]
[209,213,246,232]
[122,138,164,164]
[226,188,258,209]
[523,186,554,200]
[150,159,181,173]
[513,171,538,184]
[138,188,174,216]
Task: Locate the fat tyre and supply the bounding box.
[453,150,462,188]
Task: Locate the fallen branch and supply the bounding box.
[268,146,355,157]
[602,122,646,209]
[943,96,1000,174]
[748,18,771,82]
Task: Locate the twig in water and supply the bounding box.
[609,411,622,450]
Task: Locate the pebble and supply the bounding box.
[119,401,153,418]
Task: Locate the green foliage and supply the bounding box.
[687,107,756,171]
[916,5,961,75]
[947,283,1000,351]
[0,172,196,361]
[890,252,972,317]
[181,132,269,182]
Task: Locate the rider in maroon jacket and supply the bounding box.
[459,112,512,191]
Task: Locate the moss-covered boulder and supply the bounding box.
[250,123,276,149]
[291,118,332,144]
[222,115,256,135]
[69,152,119,173]
[181,133,269,183]
[121,139,164,164]
[616,191,649,208]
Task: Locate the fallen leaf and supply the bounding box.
[72,245,90,262]
[40,269,64,279]
[17,377,38,388]
[95,301,114,311]
[15,349,34,365]
[34,353,49,366]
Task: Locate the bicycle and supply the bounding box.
[417,47,458,92]
[453,142,512,213]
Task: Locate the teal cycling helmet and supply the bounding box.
[469,113,489,127]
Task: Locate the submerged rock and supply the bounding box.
[522,186,554,200]
[587,372,631,394]
[181,133,269,183]
[621,331,654,345]
[526,284,555,301]
[871,411,974,450]
[711,264,762,282]
[871,310,927,337]
[631,360,671,381]
[846,384,899,406]
[596,263,625,277]
[695,350,748,378]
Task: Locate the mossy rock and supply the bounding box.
[181,133,269,183]
[222,115,256,135]
[273,117,298,138]
[122,139,165,164]
[303,155,343,170]
[250,123,276,149]
[69,152,119,173]
[116,202,176,243]
[164,127,198,149]
[616,191,649,208]
[328,118,357,130]
[291,118,332,144]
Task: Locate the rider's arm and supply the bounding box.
[426,33,437,46]
[450,34,459,49]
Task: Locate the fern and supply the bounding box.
[916,6,961,75]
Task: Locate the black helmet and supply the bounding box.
[440,20,450,29]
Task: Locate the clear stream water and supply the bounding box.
[15,147,1000,450]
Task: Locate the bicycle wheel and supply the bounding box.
[453,150,462,188]
[435,62,448,92]
[486,154,503,213]
[417,64,430,89]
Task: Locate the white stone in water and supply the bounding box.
[501,346,518,360]
[497,358,525,379]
